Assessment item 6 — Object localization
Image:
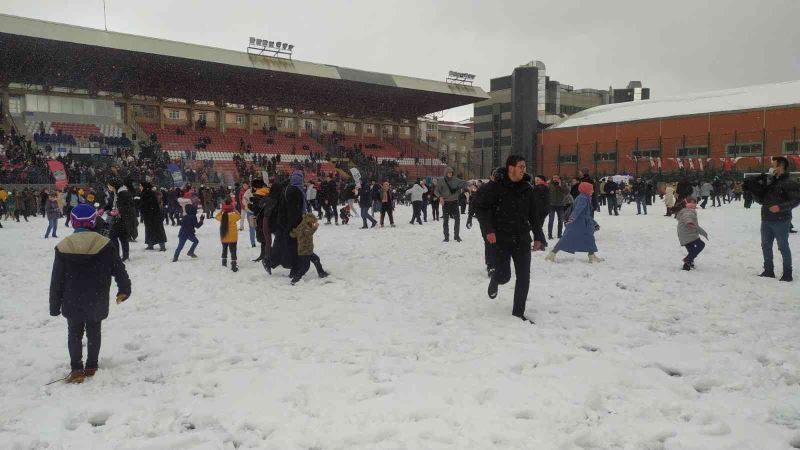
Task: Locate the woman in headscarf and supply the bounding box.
[139,181,167,251]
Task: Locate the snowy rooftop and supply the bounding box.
[552,80,800,129]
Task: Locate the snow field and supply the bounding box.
[0,202,799,449]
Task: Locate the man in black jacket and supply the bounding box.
[477,155,542,323]
[467,170,499,276]
[320,174,339,225]
[604,179,619,216]
[50,203,131,383]
[754,157,800,281]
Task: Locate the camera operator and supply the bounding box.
[750,156,800,281]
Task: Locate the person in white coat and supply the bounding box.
[405,180,427,225]
[664,184,676,216]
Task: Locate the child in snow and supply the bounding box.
[288,212,329,285]
[545,182,604,263]
[215,198,241,272]
[173,203,204,262]
[339,204,351,225]
[674,197,708,271]
[49,203,131,384]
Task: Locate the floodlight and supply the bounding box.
[282,43,288,50]
[268,41,274,48]
[250,37,256,45]
[288,44,294,52]
[256,38,262,46]
[276,42,282,49]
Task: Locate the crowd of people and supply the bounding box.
[4,148,800,382]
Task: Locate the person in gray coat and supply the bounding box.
[699,181,713,209]
[675,197,709,271]
[435,167,469,242]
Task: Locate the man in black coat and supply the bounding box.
[751,157,800,281]
[49,204,131,383]
[531,175,550,249]
[604,179,620,216]
[476,155,542,323]
[468,170,499,276]
[320,174,339,225]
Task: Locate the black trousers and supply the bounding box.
[410,201,423,224]
[493,243,531,317]
[293,253,324,280]
[380,203,394,225]
[479,222,496,270]
[109,229,129,259]
[431,201,440,220]
[222,242,238,261]
[68,319,102,371]
[442,201,460,239]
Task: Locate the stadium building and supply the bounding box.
[0,13,488,183]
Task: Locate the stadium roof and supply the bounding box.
[552,80,800,129]
[0,14,488,120]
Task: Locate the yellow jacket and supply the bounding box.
[0,190,7,202]
[215,210,241,243]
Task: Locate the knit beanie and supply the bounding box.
[70,203,98,229]
[578,182,594,196]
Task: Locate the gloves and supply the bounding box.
[116,293,129,304]
[466,218,472,229]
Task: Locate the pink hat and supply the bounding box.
[578,182,594,196]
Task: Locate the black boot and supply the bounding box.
[759,269,775,278]
[222,258,227,267]
[488,276,498,299]
[187,251,197,258]
[780,272,793,282]
[682,262,692,271]
[231,261,238,272]
[159,244,166,252]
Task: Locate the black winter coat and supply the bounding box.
[139,184,167,244]
[754,173,800,222]
[284,184,306,230]
[531,184,550,229]
[476,169,541,249]
[49,231,131,322]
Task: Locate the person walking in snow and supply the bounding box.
[664,183,677,216]
[358,179,378,229]
[379,181,396,227]
[49,203,131,384]
[674,197,709,271]
[215,198,241,272]
[173,202,204,262]
[44,192,61,239]
[545,182,604,264]
[406,179,426,225]
[476,155,542,323]
[139,182,167,251]
[289,212,329,285]
[699,181,713,209]
[435,167,469,242]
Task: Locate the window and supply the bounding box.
[304,120,314,130]
[632,149,661,158]
[285,118,294,129]
[726,142,762,156]
[426,122,436,132]
[8,96,22,114]
[783,140,799,154]
[365,124,375,134]
[676,146,708,157]
[344,122,356,133]
[114,105,124,122]
[593,152,616,162]
[198,111,208,122]
[276,118,284,128]
[235,114,245,125]
[558,154,578,164]
[400,126,410,136]
[169,110,180,120]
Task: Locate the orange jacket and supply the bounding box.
[215,211,241,243]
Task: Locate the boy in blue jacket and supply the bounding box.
[173,202,204,262]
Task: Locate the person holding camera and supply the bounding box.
[751,156,800,281]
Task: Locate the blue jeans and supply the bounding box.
[636,195,647,214]
[45,218,58,237]
[761,220,792,273]
[361,204,377,227]
[684,238,705,262]
[174,235,199,258]
[246,211,256,247]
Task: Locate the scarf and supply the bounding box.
[290,170,307,214]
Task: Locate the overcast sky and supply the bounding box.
[2,0,799,121]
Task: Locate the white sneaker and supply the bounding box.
[588,254,604,263]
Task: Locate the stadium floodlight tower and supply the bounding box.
[446,70,475,85]
[247,36,294,60]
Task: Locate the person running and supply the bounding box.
[49,203,131,383]
[435,168,469,242]
[215,198,241,272]
[173,202,204,262]
[476,155,542,323]
[288,212,329,285]
[545,182,604,264]
[674,197,708,271]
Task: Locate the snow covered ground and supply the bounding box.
[1,202,799,449]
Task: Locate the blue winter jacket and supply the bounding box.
[178,204,203,239]
[555,193,597,253]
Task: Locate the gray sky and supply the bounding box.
[2,0,798,121]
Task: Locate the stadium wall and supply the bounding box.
[538,106,800,177]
